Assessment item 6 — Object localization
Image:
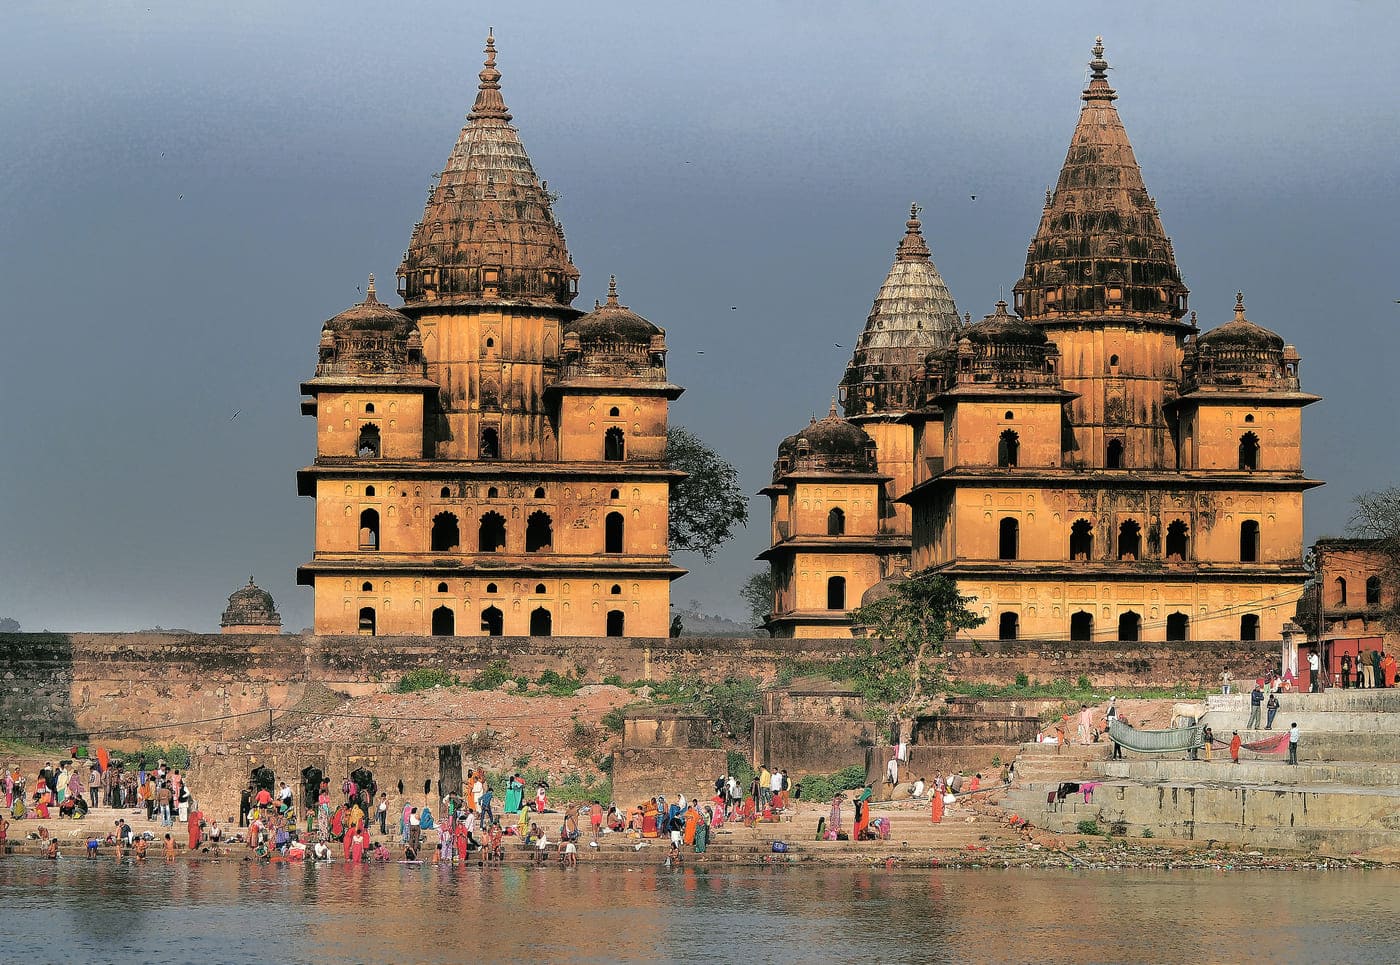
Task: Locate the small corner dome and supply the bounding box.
[963,300,1045,346]
[784,408,875,459]
[860,575,904,608]
[221,576,281,627]
[565,277,660,345]
[324,276,414,335]
[1196,294,1284,351]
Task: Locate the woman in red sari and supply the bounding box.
[187,809,202,851]
[853,798,870,840]
[641,800,659,838]
[930,786,944,824]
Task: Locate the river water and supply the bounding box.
[3,858,1398,963]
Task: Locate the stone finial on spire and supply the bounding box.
[365,273,377,302]
[606,274,619,306]
[895,203,932,263]
[1083,35,1117,102]
[829,398,839,418]
[1235,291,1246,320]
[469,28,512,122]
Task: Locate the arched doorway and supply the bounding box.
[1118,520,1141,560]
[431,605,455,636]
[1069,519,1093,560]
[1165,520,1189,560]
[530,607,552,636]
[827,576,846,610]
[1240,520,1260,562]
[1238,432,1259,470]
[1070,611,1094,642]
[827,507,845,535]
[606,610,625,637]
[479,511,506,552]
[431,512,460,551]
[605,512,624,553]
[359,509,379,550]
[525,511,553,552]
[604,427,625,461]
[1166,612,1189,641]
[998,429,1019,468]
[250,766,275,795]
[1118,611,1141,642]
[300,765,323,810]
[1240,614,1260,642]
[481,606,503,636]
[999,612,1019,640]
[358,606,376,636]
[999,518,1019,560]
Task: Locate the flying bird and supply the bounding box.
[229,410,241,421]
[970,195,977,201]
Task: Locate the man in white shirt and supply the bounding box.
[911,778,925,800]
[1288,723,1300,765]
[769,768,783,807]
[1308,652,1321,693]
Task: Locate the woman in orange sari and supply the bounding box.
[464,770,478,815]
[683,805,698,847]
[852,798,870,840]
[930,782,944,824]
[641,800,659,838]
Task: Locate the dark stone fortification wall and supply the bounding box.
[0,632,1277,743]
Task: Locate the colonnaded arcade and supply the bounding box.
[761,39,1319,642]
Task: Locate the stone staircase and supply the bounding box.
[995,689,1400,857]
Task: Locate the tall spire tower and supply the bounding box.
[1012,37,1191,470]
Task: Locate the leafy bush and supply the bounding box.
[601,674,623,687]
[532,670,583,697]
[600,708,626,734]
[1015,672,1030,688]
[137,743,190,768]
[395,668,457,693]
[1077,674,1093,691]
[1076,819,1101,836]
[470,660,512,691]
[726,750,754,790]
[797,765,868,803]
[1141,828,1154,838]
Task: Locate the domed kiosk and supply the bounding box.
[221,577,282,634]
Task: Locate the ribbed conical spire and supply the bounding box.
[1013,38,1188,323]
[841,204,962,419]
[398,31,579,310]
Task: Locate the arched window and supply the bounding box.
[1335,576,1348,606]
[431,606,455,636]
[827,576,846,610]
[610,584,622,595]
[1240,614,1260,642]
[999,517,1019,560]
[1106,439,1123,469]
[827,507,845,536]
[998,429,1020,468]
[485,583,497,594]
[358,425,381,458]
[478,511,506,552]
[610,488,620,500]
[609,406,620,417]
[1070,611,1094,642]
[364,402,375,413]
[529,607,552,636]
[1366,576,1382,607]
[430,512,460,551]
[439,486,450,498]
[606,610,625,637]
[1069,519,1093,560]
[436,582,448,593]
[1166,612,1189,641]
[535,583,547,594]
[481,606,503,636]
[480,427,499,459]
[1240,520,1260,562]
[605,512,624,554]
[487,487,498,499]
[1118,520,1141,560]
[525,511,553,552]
[358,509,379,551]
[534,486,546,499]
[1165,520,1189,561]
[361,581,373,592]
[1118,611,1141,642]
[366,486,375,497]
[998,612,1019,640]
[604,427,625,461]
[1238,432,1259,471]
[358,606,376,636]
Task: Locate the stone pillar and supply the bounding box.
[1281,620,1303,679]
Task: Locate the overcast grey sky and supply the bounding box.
[2,1,1397,632]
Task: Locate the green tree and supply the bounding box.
[665,426,749,560]
[739,569,775,629]
[1342,486,1400,630]
[846,569,984,710]
[0,617,19,633]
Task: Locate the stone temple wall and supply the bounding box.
[0,632,1278,745]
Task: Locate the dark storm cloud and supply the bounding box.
[1,1,1396,630]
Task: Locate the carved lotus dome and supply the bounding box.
[221,577,281,630]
